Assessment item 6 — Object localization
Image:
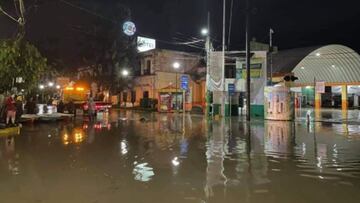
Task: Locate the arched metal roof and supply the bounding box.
[292,45,360,84]
[271,46,321,74]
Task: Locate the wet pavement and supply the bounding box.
[296,108,360,124]
[1,110,360,203]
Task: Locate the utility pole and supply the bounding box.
[246,0,251,121]
[222,0,226,117]
[18,0,26,36]
[205,12,211,117]
[0,0,26,37]
[176,71,178,112]
[269,28,274,86]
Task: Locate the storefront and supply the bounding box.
[158,86,185,112]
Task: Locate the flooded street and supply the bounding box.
[1,110,360,203]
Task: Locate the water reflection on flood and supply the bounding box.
[0,110,360,202]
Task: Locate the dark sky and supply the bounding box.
[1,0,360,67]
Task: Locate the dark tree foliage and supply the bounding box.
[0,39,47,92]
[74,1,138,94]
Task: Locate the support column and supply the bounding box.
[354,95,359,107]
[315,92,321,109]
[341,85,348,110]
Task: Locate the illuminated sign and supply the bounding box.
[123,21,136,36]
[137,36,156,52]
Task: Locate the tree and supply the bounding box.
[74,2,139,94]
[0,39,47,92]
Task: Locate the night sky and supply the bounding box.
[1,0,360,68]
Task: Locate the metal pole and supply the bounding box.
[183,90,186,114]
[246,0,251,121]
[222,0,226,117]
[205,12,211,117]
[229,94,232,117]
[176,72,178,112]
[269,29,273,86]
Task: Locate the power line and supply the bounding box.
[59,0,115,23]
[227,0,234,49]
[59,0,204,50]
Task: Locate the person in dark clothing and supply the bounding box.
[57,100,65,113]
[47,98,53,106]
[68,100,75,115]
[25,97,36,114]
[15,96,23,123]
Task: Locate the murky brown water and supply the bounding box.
[1,110,360,203]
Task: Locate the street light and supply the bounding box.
[173,62,181,112]
[201,28,209,36]
[39,84,45,103]
[121,69,130,108]
[56,85,61,89]
[173,62,180,69]
[122,69,129,77]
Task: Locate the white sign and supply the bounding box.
[316,81,325,93]
[123,21,136,36]
[16,77,24,83]
[137,36,156,52]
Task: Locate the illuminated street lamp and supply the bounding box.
[122,69,129,77]
[201,28,209,36]
[173,62,181,112]
[173,62,180,69]
[56,85,61,89]
[48,82,54,87]
[39,84,45,103]
[121,69,130,108]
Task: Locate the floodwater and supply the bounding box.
[1,110,360,203]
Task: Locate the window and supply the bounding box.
[225,58,236,78]
[143,91,149,98]
[144,60,151,75]
[225,65,236,78]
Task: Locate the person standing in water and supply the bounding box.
[88,97,96,121]
[5,94,16,127]
[15,96,23,124]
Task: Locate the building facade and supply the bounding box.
[123,49,205,112]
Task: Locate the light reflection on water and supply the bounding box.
[0,110,360,202]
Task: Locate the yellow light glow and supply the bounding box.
[73,128,85,144]
[63,133,69,145]
[65,87,74,91]
[76,87,85,91]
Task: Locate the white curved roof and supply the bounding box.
[292,45,360,84]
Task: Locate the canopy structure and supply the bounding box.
[272,45,360,84]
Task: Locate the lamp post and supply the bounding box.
[39,84,45,103]
[173,62,181,112]
[202,17,211,117]
[245,0,251,121]
[121,69,130,108]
